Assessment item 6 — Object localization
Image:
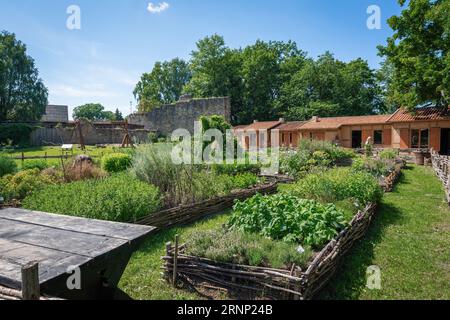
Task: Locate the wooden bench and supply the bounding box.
[0,208,155,300]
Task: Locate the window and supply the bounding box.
[289,133,293,144]
[282,134,285,144]
[374,130,383,145]
[420,129,429,148]
[411,129,420,148]
[410,129,429,149]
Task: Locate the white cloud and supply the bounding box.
[147,2,170,14]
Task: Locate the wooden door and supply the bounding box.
[400,129,410,149]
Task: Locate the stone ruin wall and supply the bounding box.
[128,97,231,136]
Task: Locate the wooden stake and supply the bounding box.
[21,262,40,300]
[173,235,179,287]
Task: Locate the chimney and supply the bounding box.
[253,120,259,124]
[279,118,286,124]
[312,116,319,122]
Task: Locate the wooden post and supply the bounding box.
[173,235,179,287]
[21,152,25,167]
[21,262,40,300]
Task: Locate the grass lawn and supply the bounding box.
[319,165,450,300]
[119,165,449,300]
[119,212,230,300]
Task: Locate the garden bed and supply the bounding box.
[135,180,278,229]
[162,203,377,300]
[380,161,405,192]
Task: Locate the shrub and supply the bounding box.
[148,132,158,143]
[280,140,355,178]
[63,161,106,182]
[352,157,395,178]
[22,174,161,222]
[0,156,17,177]
[229,193,348,247]
[212,163,261,176]
[186,229,312,269]
[0,169,59,202]
[101,153,132,173]
[0,123,37,146]
[22,160,49,171]
[379,149,399,160]
[132,145,261,206]
[288,168,383,206]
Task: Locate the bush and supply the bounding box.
[0,169,59,202]
[229,193,348,247]
[63,161,106,182]
[132,145,262,206]
[0,123,37,146]
[0,156,17,177]
[212,163,261,176]
[148,132,158,143]
[186,228,312,269]
[379,149,399,160]
[22,174,161,222]
[280,140,355,178]
[352,157,395,178]
[288,168,383,206]
[22,160,49,171]
[101,153,132,173]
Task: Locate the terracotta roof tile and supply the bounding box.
[244,121,282,131]
[387,106,450,122]
[276,121,307,131]
[299,115,391,130]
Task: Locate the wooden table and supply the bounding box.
[0,208,155,300]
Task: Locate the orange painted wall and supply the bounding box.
[383,129,392,147]
[430,128,441,152]
[400,128,410,149]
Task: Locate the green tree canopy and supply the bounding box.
[73,103,115,121]
[184,34,244,124]
[134,58,191,112]
[114,108,124,121]
[280,53,383,120]
[0,31,48,121]
[379,0,450,110]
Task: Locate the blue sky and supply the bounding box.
[0,0,402,118]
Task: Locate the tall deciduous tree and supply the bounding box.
[0,31,48,121]
[280,53,383,120]
[73,103,113,121]
[134,58,191,112]
[184,35,244,124]
[379,0,450,110]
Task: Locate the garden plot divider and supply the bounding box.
[163,203,377,300]
[381,162,404,192]
[430,151,450,205]
[135,181,278,229]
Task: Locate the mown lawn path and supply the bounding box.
[319,165,450,300]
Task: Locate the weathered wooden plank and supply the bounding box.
[0,239,90,289]
[0,218,128,258]
[0,208,154,240]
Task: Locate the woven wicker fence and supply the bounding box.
[430,151,450,204]
[135,181,278,229]
[162,203,377,300]
[381,162,404,192]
